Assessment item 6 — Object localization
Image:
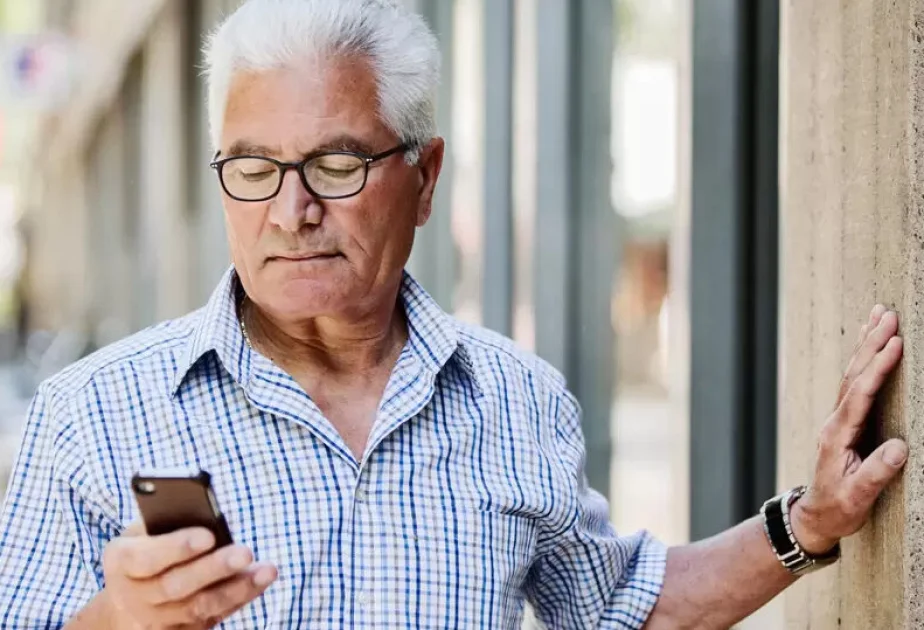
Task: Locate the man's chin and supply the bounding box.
[263,277,352,320]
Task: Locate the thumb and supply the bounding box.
[851,438,908,500]
[122,520,146,537]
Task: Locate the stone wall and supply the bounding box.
[779,0,924,626]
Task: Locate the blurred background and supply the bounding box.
[0,0,781,625]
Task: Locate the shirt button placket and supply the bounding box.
[353,469,374,624]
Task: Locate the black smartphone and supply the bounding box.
[130,469,234,548]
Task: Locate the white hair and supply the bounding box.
[203,0,440,163]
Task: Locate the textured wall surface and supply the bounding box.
[780,0,924,627]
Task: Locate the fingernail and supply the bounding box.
[227,547,252,570]
[253,565,277,587]
[883,443,909,466]
[188,530,214,552]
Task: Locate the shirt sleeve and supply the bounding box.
[0,383,118,627]
[524,389,668,629]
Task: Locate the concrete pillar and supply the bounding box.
[779,1,924,627]
[42,157,90,333]
[668,0,692,548]
[481,0,514,336]
[140,0,191,322]
[406,0,456,312]
[189,0,233,305]
[86,101,134,345]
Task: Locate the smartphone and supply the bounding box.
[131,468,234,548]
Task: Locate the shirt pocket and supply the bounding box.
[374,500,537,626]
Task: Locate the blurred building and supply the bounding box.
[17,0,236,347]
[0,0,809,627]
[11,0,638,505]
[2,3,790,626]
[6,0,695,540]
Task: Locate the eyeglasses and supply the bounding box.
[210,143,409,202]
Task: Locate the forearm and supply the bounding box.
[62,591,116,630]
[643,516,796,629]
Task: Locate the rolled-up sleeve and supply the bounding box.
[0,383,115,627]
[524,389,668,629]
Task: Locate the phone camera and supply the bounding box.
[136,481,156,495]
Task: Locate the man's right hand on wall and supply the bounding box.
[790,304,908,555]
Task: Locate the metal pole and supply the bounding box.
[481,0,514,336]
[690,0,780,539]
[534,0,573,376]
[571,0,617,499]
[409,0,457,310]
[534,0,616,497]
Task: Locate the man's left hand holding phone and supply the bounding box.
[63,468,277,630]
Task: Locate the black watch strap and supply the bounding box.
[760,485,840,576]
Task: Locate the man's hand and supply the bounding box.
[643,304,909,629]
[790,304,909,555]
[98,522,277,629]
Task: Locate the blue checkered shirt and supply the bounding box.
[0,268,666,628]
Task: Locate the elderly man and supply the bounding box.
[0,0,908,628]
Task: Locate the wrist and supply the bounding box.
[63,590,120,630]
[761,486,841,576]
[788,497,839,557]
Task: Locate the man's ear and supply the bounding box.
[415,138,445,227]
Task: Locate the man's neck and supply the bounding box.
[240,295,409,378]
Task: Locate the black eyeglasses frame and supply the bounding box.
[209,143,410,202]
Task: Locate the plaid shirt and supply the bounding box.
[0,268,666,629]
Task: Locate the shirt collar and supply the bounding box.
[171,266,481,397]
[399,270,478,386]
[171,266,250,396]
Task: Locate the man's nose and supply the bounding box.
[267,169,322,232]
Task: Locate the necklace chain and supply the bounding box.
[239,297,254,350]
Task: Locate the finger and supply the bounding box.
[849,438,908,503]
[839,337,903,440]
[840,311,900,401]
[116,527,216,579]
[839,308,893,404]
[868,303,887,328]
[853,303,886,348]
[205,564,278,622]
[176,563,278,627]
[853,324,869,351]
[146,545,254,605]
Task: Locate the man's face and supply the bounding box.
[219,57,443,322]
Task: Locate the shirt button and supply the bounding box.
[357,591,368,607]
[355,489,368,502]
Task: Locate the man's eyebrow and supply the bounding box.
[217,135,378,160]
[224,140,280,158]
[310,135,376,155]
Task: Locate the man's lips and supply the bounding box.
[269,253,342,262]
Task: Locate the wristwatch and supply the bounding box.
[760,485,840,576]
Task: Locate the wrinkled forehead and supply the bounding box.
[219,56,386,155]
